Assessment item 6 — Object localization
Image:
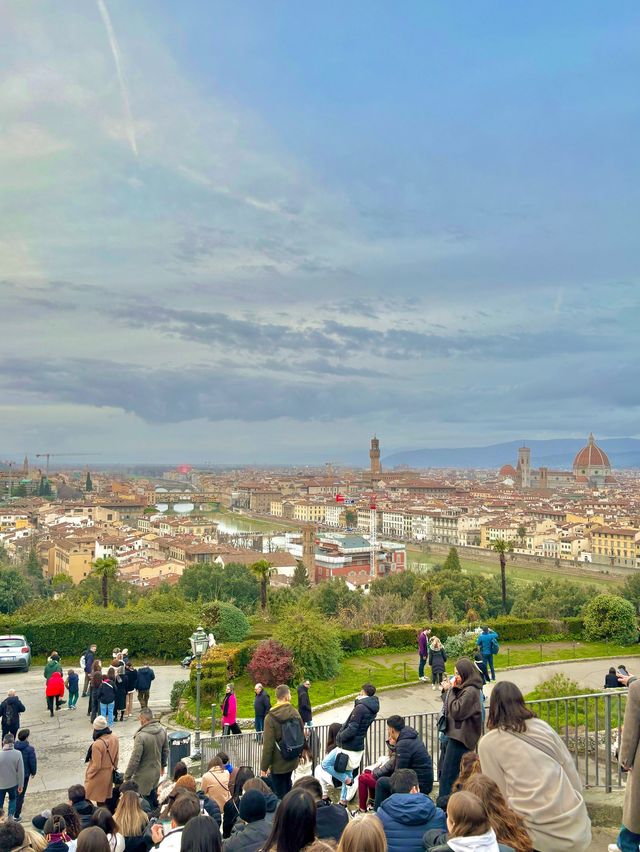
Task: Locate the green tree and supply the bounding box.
[22,547,47,596]
[511,579,596,619]
[71,575,137,608]
[622,573,640,614]
[492,539,514,614]
[583,594,637,645]
[250,559,275,611]
[201,600,250,642]
[275,609,343,680]
[91,556,119,608]
[344,508,358,527]
[443,547,462,573]
[291,560,310,588]
[309,578,361,616]
[0,568,33,613]
[517,524,527,546]
[370,571,420,598]
[218,563,260,611]
[179,564,223,601]
[85,471,93,492]
[51,573,74,594]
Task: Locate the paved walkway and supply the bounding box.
[314,656,639,725]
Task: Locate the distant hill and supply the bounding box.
[383,438,640,470]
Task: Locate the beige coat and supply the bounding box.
[85,733,119,804]
[201,766,230,811]
[621,678,640,832]
[478,718,591,852]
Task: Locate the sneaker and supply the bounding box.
[607,845,621,852]
[419,676,427,682]
[432,684,437,690]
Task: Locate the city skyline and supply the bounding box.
[2,2,639,463]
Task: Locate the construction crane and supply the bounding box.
[35,452,100,475]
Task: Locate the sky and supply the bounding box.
[1,2,639,464]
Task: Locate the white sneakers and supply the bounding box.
[419,676,429,682]
[608,844,621,852]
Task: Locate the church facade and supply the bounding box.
[499,434,614,490]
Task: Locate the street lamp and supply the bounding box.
[189,626,209,756]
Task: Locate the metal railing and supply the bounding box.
[199,690,627,792]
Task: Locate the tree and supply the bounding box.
[622,573,640,614]
[443,547,462,573]
[0,568,33,613]
[200,600,250,642]
[250,559,274,611]
[179,564,223,602]
[51,573,74,594]
[517,524,527,547]
[275,609,343,680]
[309,578,361,616]
[511,579,597,619]
[91,557,119,608]
[291,560,310,588]
[22,547,46,596]
[217,563,260,612]
[247,640,295,687]
[85,471,93,492]
[344,508,358,527]
[492,539,514,614]
[583,594,637,645]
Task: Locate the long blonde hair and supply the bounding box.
[337,814,387,852]
[430,636,443,651]
[114,791,149,837]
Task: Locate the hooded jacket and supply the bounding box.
[0,695,26,731]
[46,671,65,698]
[44,656,63,680]
[297,685,312,723]
[15,737,37,778]
[427,647,447,675]
[99,678,116,705]
[72,798,96,829]
[260,701,305,775]
[335,694,380,752]
[394,726,433,795]
[135,666,155,692]
[446,662,483,750]
[377,792,446,852]
[476,630,498,656]
[223,817,271,852]
[124,720,169,796]
[315,798,349,842]
[424,828,514,852]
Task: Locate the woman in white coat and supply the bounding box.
[478,681,591,852]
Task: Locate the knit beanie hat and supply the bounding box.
[239,790,266,823]
[93,715,108,731]
[174,775,197,792]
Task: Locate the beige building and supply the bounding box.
[293,502,326,523]
[48,534,95,583]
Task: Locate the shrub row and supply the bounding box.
[189,640,258,701]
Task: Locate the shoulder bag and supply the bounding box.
[103,739,123,786]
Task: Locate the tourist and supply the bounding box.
[438,659,483,800]
[314,722,342,800]
[418,628,431,683]
[118,781,151,815]
[32,804,80,842]
[85,716,119,807]
[297,681,313,729]
[463,775,533,852]
[223,789,271,852]
[321,683,379,805]
[67,784,95,830]
[337,813,387,852]
[377,768,445,852]
[241,778,278,825]
[605,667,620,689]
[424,791,515,852]
[65,669,80,711]
[76,827,110,852]
[201,757,231,811]
[149,790,200,852]
[478,681,591,852]
[135,664,155,711]
[292,742,313,783]
[0,691,25,740]
[181,814,222,852]
[428,638,447,690]
[0,734,24,820]
[114,789,150,851]
[260,685,305,800]
[222,766,255,838]
[609,669,640,852]
[157,760,188,808]
[357,735,396,812]
[81,645,97,698]
[253,684,271,742]
[476,626,499,682]
[44,653,63,682]
[0,819,27,852]
[222,684,241,736]
[114,667,127,724]
[473,650,490,685]
[261,788,317,852]
[123,708,168,810]
[42,815,72,852]
[90,807,125,852]
[293,776,348,843]
[46,670,66,717]
[99,669,117,727]
[385,715,433,795]
[88,662,103,723]
[14,729,37,821]
[124,663,137,719]
[216,751,238,796]
[24,827,47,852]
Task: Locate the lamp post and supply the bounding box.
[189,626,208,756]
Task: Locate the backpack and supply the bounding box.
[80,654,86,670]
[276,718,305,761]
[490,637,499,655]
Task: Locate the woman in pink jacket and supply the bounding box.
[221,683,240,735]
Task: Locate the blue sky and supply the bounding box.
[1,2,639,463]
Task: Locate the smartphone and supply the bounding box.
[148,818,160,828]
[449,675,456,683]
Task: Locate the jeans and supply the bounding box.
[100,701,114,725]
[482,653,495,680]
[255,716,264,742]
[418,655,427,678]
[15,776,29,818]
[269,772,293,799]
[322,747,362,801]
[431,670,444,685]
[69,690,79,708]
[0,785,18,818]
[358,770,377,809]
[618,826,640,852]
[438,738,469,799]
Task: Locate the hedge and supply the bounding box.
[189,640,257,701]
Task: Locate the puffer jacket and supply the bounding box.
[427,647,447,675]
[378,792,446,852]
[260,702,305,775]
[44,657,63,680]
[46,671,65,697]
[394,726,433,794]
[135,667,155,691]
[335,695,380,752]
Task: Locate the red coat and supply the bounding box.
[46,671,65,697]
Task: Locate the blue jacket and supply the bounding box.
[15,739,37,778]
[378,793,446,852]
[136,667,155,691]
[476,630,498,655]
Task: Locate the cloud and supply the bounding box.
[0,123,69,159]
[96,0,138,158]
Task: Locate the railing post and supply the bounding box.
[210,704,216,737]
[605,693,613,793]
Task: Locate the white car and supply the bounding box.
[0,635,31,672]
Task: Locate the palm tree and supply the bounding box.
[492,539,514,614]
[250,559,274,611]
[91,556,119,608]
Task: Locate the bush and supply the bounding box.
[443,631,478,660]
[275,610,343,681]
[380,625,420,648]
[583,594,637,645]
[247,640,295,687]
[201,600,250,643]
[526,673,586,701]
[191,641,256,701]
[170,680,190,710]
[340,629,365,653]
[363,629,385,649]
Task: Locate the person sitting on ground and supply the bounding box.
[201,756,231,812]
[605,667,620,689]
[149,791,201,852]
[42,816,71,852]
[424,790,515,852]
[215,752,238,797]
[337,813,387,852]
[314,723,343,800]
[117,782,151,815]
[67,785,96,830]
[0,819,26,852]
[46,806,81,847]
[376,768,445,852]
[180,815,222,852]
[76,827,110,852]
[90,808,124,852]
[222,789,272,852]
[112,791,150,852]
[261,788,317,852]
[462,776,533,852]
[222,766,255,838]
[157,761,188,807]
[161,776,217,826]
[24,828,47,852]
[240,779,278,826]
[293,776,349,843]
[357,735,396,813]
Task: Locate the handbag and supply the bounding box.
[103,740,123,785]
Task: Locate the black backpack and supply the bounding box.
[276,718,305,761]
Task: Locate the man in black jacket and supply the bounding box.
[297,680,312,728]
[254,683,271,742]
[67,784,96,829]
[293,777,348,842]
[385,715,433,795]
[0,691,26,740]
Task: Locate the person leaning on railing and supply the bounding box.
[609,671,640,852]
